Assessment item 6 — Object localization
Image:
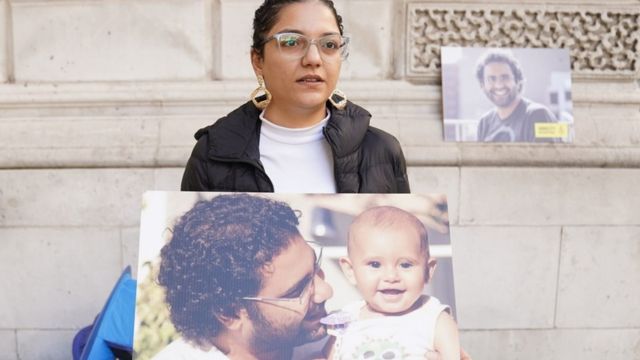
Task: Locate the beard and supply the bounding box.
[484,84,520,108]
[295,305,328,345]
[245,303,307,354]
[244,301,328,355]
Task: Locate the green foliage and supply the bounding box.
[134,261,179,360]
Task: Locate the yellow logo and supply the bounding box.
[535,123,568,138]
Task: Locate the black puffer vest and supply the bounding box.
[181,100,410,193]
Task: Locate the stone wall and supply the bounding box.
[0,0,638,359]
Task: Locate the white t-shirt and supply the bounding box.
[332,295,450,360]
[151,336,326,360]
[259,110,336,193]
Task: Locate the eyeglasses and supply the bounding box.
[242,245,323,306]
[261,32,350,61]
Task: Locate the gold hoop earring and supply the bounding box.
[329,89,347,110]
[251,75,272,109]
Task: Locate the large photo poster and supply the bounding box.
[133,192,458,359]
[442,47,573,143]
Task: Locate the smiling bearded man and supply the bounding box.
[475,50,559,142]
[154,194,333,360]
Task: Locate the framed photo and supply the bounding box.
[442,47,573,143]
[133,192,456,359]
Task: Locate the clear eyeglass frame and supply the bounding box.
[241,244,323,306]
[261,32,350,61]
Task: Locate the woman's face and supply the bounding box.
[252,1,342,119]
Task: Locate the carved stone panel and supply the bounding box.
[406,3,640,78]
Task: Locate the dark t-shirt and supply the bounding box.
[476,98,557,142]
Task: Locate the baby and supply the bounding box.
[323,206,460,360]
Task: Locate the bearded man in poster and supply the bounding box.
[475,50,559,142]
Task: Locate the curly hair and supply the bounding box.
[475,49,525,86]
[252,0,344,57]
[157,194,300,346]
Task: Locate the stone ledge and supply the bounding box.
[405,146,640,168]
[1,80,638,169]
[0,80,637,107]
[4,141,640,169]
[0,80,442,108]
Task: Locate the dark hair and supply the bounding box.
[252,0,344,57]
[158,194,300,345]
[475,50,524,85]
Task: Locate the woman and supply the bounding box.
[181,0,410,193]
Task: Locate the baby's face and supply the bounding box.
[344,226,431,315]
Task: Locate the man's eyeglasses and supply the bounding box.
[261,32,350,61]
[242,245,323,306]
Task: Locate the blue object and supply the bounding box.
[77,267,136,360]
[72,324,94,359]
